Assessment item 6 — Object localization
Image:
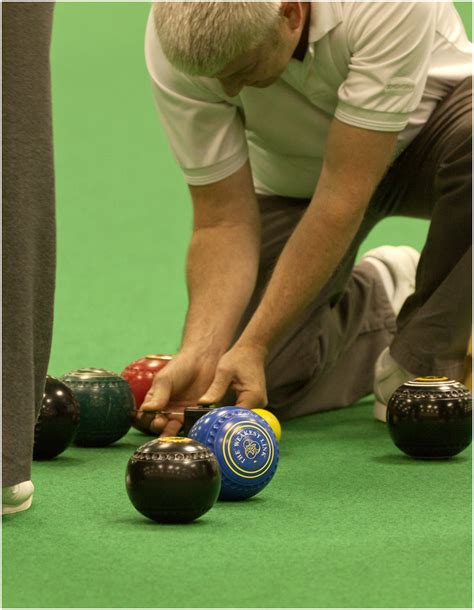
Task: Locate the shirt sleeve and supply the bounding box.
[144,12,248,185]
[335,2,438,132]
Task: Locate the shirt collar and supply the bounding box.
[308,2,343,44]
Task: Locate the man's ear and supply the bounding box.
[280,2,304,30]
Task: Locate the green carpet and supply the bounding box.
[3,3,472,608]
[3,402,472,609]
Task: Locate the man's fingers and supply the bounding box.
[133,410,156,434]
[199,368,233,405]
[141,375,172,410]
[159,418,183,438]
[149,414,169,435]
[235,390,268,410]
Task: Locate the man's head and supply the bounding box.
[153,2,308,97]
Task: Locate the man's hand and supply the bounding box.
[199,344,268,409]
[139,350,219,436]
[137,163,261,436]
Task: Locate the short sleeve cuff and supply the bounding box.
[335,101,409,132]
[181,145,249,186]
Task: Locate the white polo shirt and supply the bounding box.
[145,2,472,198]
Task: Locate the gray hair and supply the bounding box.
[153,2,282,76]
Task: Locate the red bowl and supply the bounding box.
[121,354,172,409]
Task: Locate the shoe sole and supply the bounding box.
[363,245,419,273]
[2,495,33,515]
[374,400,387,423]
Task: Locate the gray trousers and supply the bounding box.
[2,4,56,486]
[235,77,472,420]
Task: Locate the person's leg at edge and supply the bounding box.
[2,3,56,514]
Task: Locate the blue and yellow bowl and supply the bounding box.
[189,406,279,500]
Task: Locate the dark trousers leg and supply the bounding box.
[388,78,472,379]
[2,3,56,486]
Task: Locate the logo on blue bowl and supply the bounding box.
[218,419,275,483]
